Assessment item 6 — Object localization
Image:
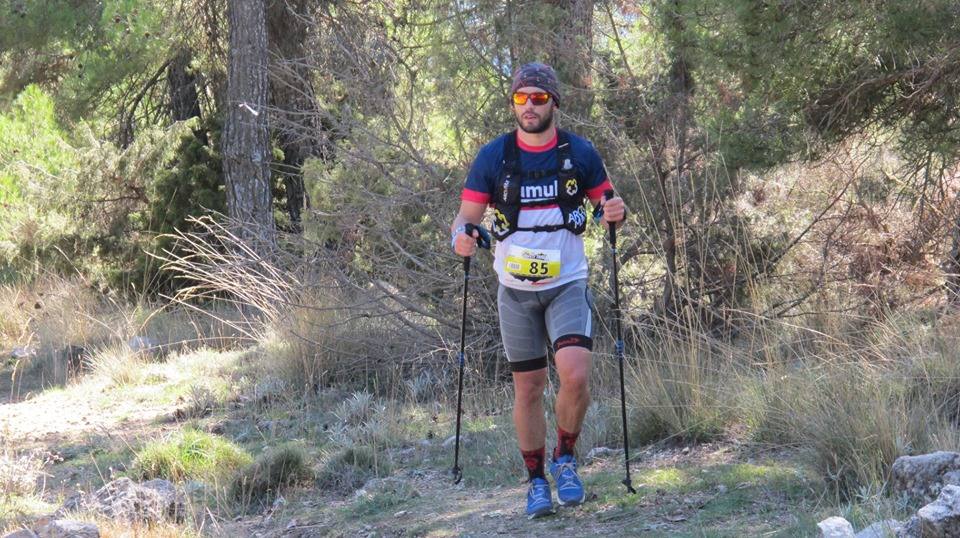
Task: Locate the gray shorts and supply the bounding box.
[497,279,594,372]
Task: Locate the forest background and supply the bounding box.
[3,1,960,536]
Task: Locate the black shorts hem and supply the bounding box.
[553,334,593,352]
[510,356,548,372]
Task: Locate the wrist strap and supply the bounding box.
[451,224,466,249]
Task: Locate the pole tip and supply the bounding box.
[452,466,463,484]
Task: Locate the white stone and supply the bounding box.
[817,516,855,538]
[892,451,960,503]
[442,435,466,449]
[918,484,960,536]
[37,520,100,538]
[586,446,623,462]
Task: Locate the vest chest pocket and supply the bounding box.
[505,245,561,281]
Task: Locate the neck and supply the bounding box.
[516,124,557,148]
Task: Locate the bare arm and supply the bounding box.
[451,200,487,257]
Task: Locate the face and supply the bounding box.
[512,86,555,134]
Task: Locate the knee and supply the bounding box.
[560,368,590,398]
[514,374,547,406]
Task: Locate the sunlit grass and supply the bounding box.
[132,430,253,483]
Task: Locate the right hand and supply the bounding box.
[453,228,481,257]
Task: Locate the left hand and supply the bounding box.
[601,194,626,224]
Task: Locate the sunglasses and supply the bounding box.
[512,91,551,106]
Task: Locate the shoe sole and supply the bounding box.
[557,493,586,507]
[527,506,555,519]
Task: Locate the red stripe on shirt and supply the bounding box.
[461,188,491,204]
[587,179,614,202]
[516,129,558,153]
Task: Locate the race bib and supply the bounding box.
[505,245,561,280]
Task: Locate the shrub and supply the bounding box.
[132,430,252,483]
[315,445,384,494]
[625,332,733,445]
[229,443,311,505]
[88,343,146,386]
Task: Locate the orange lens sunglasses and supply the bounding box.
[512,91,551,106]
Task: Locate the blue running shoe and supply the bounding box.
[526,477,554,518]
[550,454,586,506]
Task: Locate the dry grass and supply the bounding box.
[623,332,735,445]
[88,343,148,387]
[0,447,49,499]
[94,519,203,538]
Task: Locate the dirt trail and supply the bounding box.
[0,379,175,451]
[218,443,814,537]
[1,351,820,537]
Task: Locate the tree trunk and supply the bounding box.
[654,0,694,323]
[167,47,208,144]
[550,0,594,123]
[222,0,274,239]
[168,48,202,122]
[267,0,325,233]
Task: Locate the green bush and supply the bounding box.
[229,443,311,505]
[132,430,252,483]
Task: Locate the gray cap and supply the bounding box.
[510,62,561,108]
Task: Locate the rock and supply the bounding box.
[141,479,183,519]
[818,516,855,538]
[918,484,960,536]
[36,520,100,538]
[58,477,184,524]
[586,447,623,462]
[10,346,35,360]
[127,336,160,355]
[3,530,39,538]
[892,451,960,504]
[442,435,465,449]
[897,516,920,538]
[855,519,902,538]
[945,470,960,487]
[358,477,420,499]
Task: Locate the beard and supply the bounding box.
[515,106,555,134]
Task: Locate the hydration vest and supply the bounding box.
[490,130,588,240]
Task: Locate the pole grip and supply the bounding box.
[604,189,617,244]
[464,223,491,250]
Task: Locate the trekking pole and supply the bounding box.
[452,223,490,484]
[600,189,637,494]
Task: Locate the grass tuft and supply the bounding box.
[229,443,311,505]
[89,343,147,386]
[315,446,386,494]
[132,430,252,483]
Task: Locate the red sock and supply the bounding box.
[521,447,545,480]
[554,427,580,459]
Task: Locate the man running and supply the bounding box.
[450,62,626,518]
